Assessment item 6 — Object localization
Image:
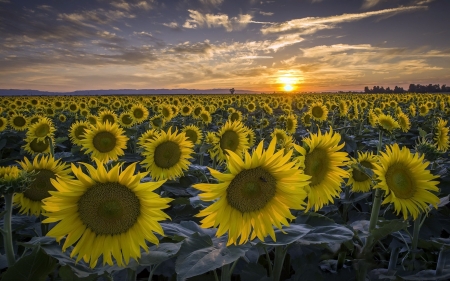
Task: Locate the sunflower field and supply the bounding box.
[0,93,449,281]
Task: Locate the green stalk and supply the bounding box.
[271,246,287,281]
[220,263,231,281]
[435,246,446,276]
[388,247,400,271]
[126,268,136,281]
[337,251,346,270]
[147,263,160,281]
[264,245,273,277]
[3,193,16,266]
[410,212,422,268]
[46,136,54,158]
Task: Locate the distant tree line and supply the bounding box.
[364,84,450,93]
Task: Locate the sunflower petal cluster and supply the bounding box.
[373,143,440,220]
[43,160,172,268]
[194,138,310,245]
[294,127,349,211]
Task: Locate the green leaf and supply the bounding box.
[401,269,450,280]
[261,224,312,246]
[175,233,251,280]
[297,224,354,245]
[350,163,374,179]
[370,220,409,246]
[139,242,182,266]
[0,138,7,150]
[1,247,57,281]
[58,265,98,281]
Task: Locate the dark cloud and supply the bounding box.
[168,42,213,54]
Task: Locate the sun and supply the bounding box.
[284,84,294,91]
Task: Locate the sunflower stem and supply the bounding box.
[46,136,54,158]
[126,268,136,281]
[213,269,219,281]
[271,245,287,281]
[220,263,231,281]
[388,247,400,271]
[435,246,446,276]
[3,193,16,266]
[264,245,273,277]
[411,212,422,268]
[147,263,160,281]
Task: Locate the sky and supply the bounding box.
[0,0,449,93]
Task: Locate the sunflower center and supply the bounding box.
[304,147,329,186]
[102,115,115,124]
[185,130,198,144]
[0,119,4,127]
[29,138,50,153]
[93,132,117,153]
[230,113,240,122]
[220,131,239,152]
[287,119,294,130]
[24,169,57,201]
[226,167,276,213]
[122,115,134,125]
[311,106,324,118]
[70,104,77,111]
[162,108,171,118]
[133,109,144,119]
[352,161,373,182]
[75,126,87,140]
[385,163,415,199]
[35,124,50,137]
[78,182,140,235]
[13,117,26,127]
[154,141,181,168]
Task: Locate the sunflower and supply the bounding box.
[419,104,429,116]
[150,115,166,130]
[368,110,378,128]
[137,129,160,148]
[68,103,79,113]
[228,111,243,122]
[180,105,193,116]
[130,104,149,124]
[310,102,329,122]
[434,118,449,152]
[397,112,411,133]
[80,121,129,163]
[246,102,256,113]
[347,151,378,193]
[338,100,348,117]
[194,138,310,245]
[373,143,440,220]
[26,117,55,142]
[200,110,212,125]
[87,114,98,126]
[23,136,53,155]
[263,104,273,115]
[97,110,118,125]
[261,118,270,129]
[42,160,172,268]
[0,116,8,132]
[192,104,204,119]
[377,113,399,133]
[294,128,349,211]
[214,120,250,163]
[160,104,174,121]
[69,121,91,146]
[118,112,136,128]
[14,155,71,216]
[141,128,194,181]
[9,113,28,131]
[271,128,289,145]
[244,126,256,148]
[182,125,203,145]
[285,115,298,134]
[59,114,67,123]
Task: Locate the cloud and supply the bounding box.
[183,10,252,31]
[361,0,383,9]
[261,6,427,35]
[199,0,224,7]
[108,0,155,11]
[237,55,273,59]
[163,22,180,30]
[58,9,136,27]
[259,11,274,16]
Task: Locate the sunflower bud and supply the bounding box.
[0,166,36,195]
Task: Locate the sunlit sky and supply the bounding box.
[1,0,449,92]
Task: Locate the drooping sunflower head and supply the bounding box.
[194,138,310,245]
[23,136,53,155]
[131,104,149,124]
[214,120,250,163]
[397,112,411,133]
[182,124,203,145]
[43,160,172,268]
[377,113,400,133]
[150,115,166,130]
[80,121,129,163]
[0,116,8,132]
[14,155,72,216]
[294,127,349,211]
[141,127,194,181]
[26,117,55,142]
[9,113,28,131]
[285,114,298,134]
[414,136,442,161]
[69,120,91,146]
[434,118,450,152]
[347,151,378,193]
[373,143,440,220]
